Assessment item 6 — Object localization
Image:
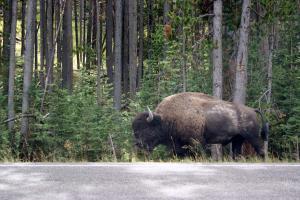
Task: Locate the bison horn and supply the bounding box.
[146,106,154,122]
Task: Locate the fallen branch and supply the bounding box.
[2,113,50,124]
[3,114,35,124]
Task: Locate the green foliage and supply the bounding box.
[0,0,299,162]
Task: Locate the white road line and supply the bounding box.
[0,163,300,167]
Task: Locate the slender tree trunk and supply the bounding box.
[147,0,153,59]
[74,0,80,69]
[96,0,103,105]
[233,0,251,104]
[34,18,38,80]
[106,0,114,83]
[114,0,123,110]
[83,0,86,66]
[213,0,223,99]
[1,0,12,97]
[46,0,54,86]
[211,0,223,161]
[40,0,46,88]
[163,0,170,25]
[137,0,144,88]
[123,0,129,94]
[21,0,27,56]
[62,0,73,93]
[182,31,187,92]
[80,0,84,62]
[86,0,93,69]
[267,25,274,104]
[21,0,37,159]
[7,0,17,149]
[129,0,138,98]
[55,0,62,79]
[91,0,97,53]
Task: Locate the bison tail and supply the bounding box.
[255,109,269,141]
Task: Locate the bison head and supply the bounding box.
[132,108,163,152]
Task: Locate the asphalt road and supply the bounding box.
[0,163,299,200]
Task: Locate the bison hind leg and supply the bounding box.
[231,135,245,160]
[242,133,265,158]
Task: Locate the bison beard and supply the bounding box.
[132,92,268,159]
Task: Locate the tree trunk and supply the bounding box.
[106,0,114,83]
[267,25,274,104]
[233,0,251,104]
[163,0,170,25]
[96,0,103,105]
[86,0,93,69]
[55,0,62,79]
[123,0,129,94]
[114,0,123,110]
[211,0,223,161]
[129,0,138,98]
[21,0,27,56]
[1,0,12,97]
[147,0,154,59]
[80,0,84,62]
[62,0,73,93]
[182,31,187,92]
[21,0,36,159]
[137,0,144,88]
[46,0,54,86]
[82,0,86,65]
[7,0,17,148]
[40,0,46,89]
[34,17,38,80]
[74,0,80,69]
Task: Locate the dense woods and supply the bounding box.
[0,0,299,161]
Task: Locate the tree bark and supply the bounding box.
[233,0,251,104]
[21,0,27,56]
[55,0,62,78]
[147,0,153,59]
[182,31,187,92]
[1,0,12,97]
[21,0,36,159]
[74,0,80,69]
[62,0,73,93]
[106,0,114,83]
[7,0,17,146]
[86,0,93,69]
[34,17,38,80]
[39,0,46,89]
[96,0,103,105]
[163,0,170,25]
[114,0,123,110]
[137,0,144,88]
[46,0,54,86]
[267,25,274,104]
[211,0,223,161]
[129,0,138,98]
[123,0,129,94]
[79,0,84,62]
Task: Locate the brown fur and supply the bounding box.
[133,92,266,158]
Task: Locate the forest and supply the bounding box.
[0,0,299,162]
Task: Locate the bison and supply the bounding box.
[132,92,268,159]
